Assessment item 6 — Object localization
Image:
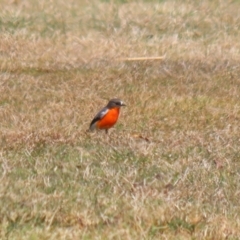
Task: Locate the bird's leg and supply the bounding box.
[105,129,108,134]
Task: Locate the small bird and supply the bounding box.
[89,98,126,134]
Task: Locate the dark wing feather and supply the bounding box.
[89,107,109,131]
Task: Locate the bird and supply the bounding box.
[89,98,126,134]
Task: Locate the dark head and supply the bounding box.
[107,98,126,108]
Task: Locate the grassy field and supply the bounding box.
[1,0,240,239]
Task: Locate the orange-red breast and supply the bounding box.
[89,98,126,133]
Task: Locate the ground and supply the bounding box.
[1,0,240,239]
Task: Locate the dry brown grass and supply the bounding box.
[1,0,240,239]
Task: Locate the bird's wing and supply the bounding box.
[89,107,109,130]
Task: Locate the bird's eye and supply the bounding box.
[116,102,121,105]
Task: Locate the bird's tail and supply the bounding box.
[89,122,96,132]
